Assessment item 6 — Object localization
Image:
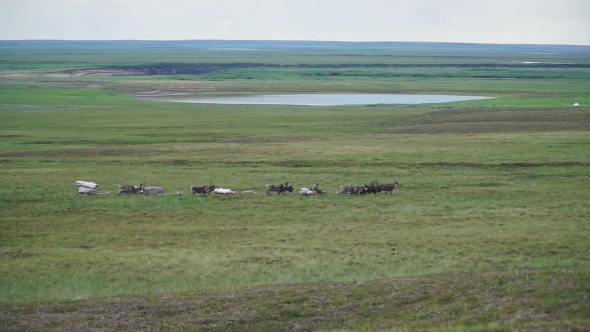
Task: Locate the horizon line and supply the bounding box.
[1,39,589,47]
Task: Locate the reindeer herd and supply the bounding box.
[337,180,401,195]
[79,180,401,197]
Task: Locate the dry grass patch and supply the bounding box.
[2,267,587,331]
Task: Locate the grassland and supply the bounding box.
[0,42,589,331]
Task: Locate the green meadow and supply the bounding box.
[0,43,589,330]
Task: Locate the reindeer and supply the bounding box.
[118,183,145,195]
[190,184,215,197]
[365,180,379,195]
[338,184,368,195]
[379,180,401,194]
[339,185,365,195]
[338,185,354,195]
[266,182,293,195]
[352,185,368,195]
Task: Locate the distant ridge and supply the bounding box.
[1,40,590,53]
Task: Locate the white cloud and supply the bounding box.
[217,21,232,27]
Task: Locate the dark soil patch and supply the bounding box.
[1,267,588,331]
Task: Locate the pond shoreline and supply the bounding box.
[138,93,492,106]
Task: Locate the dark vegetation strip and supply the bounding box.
[68,63,277,76]
[293,63,590,69]
[67,62,590,76]
[1,267,587,331]
[2,143,589,170]
[381,122,590,134]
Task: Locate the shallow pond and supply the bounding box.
[141,94,491,106]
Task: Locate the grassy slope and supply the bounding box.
[0,45,589,330]
[3,267,588,331]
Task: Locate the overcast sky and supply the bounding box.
[1,0,589,45]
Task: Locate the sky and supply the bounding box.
[1,0,589,45]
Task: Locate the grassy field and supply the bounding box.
[0,42,589,331]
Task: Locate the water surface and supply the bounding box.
[143,94,491,106]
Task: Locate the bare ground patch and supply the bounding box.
[1,267,588,331]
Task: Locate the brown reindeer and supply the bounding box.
[190,184,215,197]
[118,183,144,195]
[379,180,401,194]
[266,182,293,195]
